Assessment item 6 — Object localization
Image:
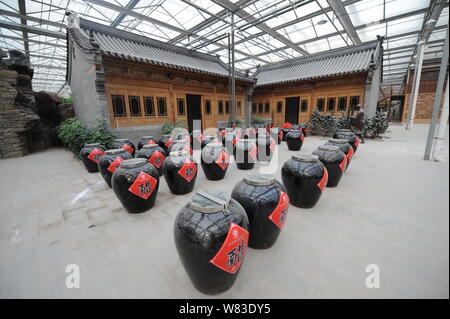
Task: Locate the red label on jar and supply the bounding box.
[300,134,304,143]
[278,130,283,140]
[146,140,157,145]
[196,134,203,144]
[305,127,309,134]
[233,136,239,145]
[128,172,157,200]
[268,191,289,229]
[339,156,347,173]
[121,143,134,154]
[248,145,257,161]
[269,140,276,151]
[354,138,359,148]
[215,151,229,170]
[178,159,197,182]
[148,151,165,168]
[317,168,328,192]
[209,222,249,274]
[107,156,124,173]
[220,130,226,137]
[347,146,354,162]
[165,138,173,148]
[87,148,104,163]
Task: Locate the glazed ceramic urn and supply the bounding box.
[300,124,309,137]
[111,138,136,157]
[137,136,159,150]
[281,127,291,141]
[231,174,289,249]
[136,144,167,176]
[80,143,106,173]
[158,134,174,153]
[201,143,230,181]
[223,133,238,155]
[190,130,203,150]
[312,145,346,187]
[98,149,133,188]
[233,138,257,170]
[162,150,198,195]
[334,130,359,153]
[201,135,220,149]
[111,158,159,214]
[256,135,276,162]
[281,154,328,208]
[174,190,249,295]
[285,129,304,151]
[270,127,283,145]
[325,139,353,169]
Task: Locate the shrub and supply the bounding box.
[365,111,389,138]
[251,117,267,125]
[56,118,116,157]
[60,95,73,104]
[161,120,188,135]
[227,116,246,128]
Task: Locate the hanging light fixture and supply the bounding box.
[316,0,328,25]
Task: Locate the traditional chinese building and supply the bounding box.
[66,14,382,137]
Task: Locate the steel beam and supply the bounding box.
[110,0,140,28]
[0,9,66,28]
[0,20,65,39]
[0,34,66,48]
[406,41,426,130]
[17,0,29,63]
[326,0,361,45]
[210,0,310,56]
[31,64,66,70]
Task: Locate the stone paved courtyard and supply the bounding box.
[0,124,448,298]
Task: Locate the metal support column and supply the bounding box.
[231,13,236,124]
[424,24,449,160]
[406,41,425,130]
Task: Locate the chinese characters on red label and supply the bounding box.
[107,156,124,173]
[121,143,134,154]
[268,191,289,229]
[178,159,197,182]
[87,148,104,163]
[128,172,158,200]
[148,151,165,168]
[209,222,249,274]
[215,152,229,170]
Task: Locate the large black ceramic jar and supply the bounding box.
[111,158,159,214]
[80,143,106,173]
[111,138,136,157]
[201,135,220,149]
[201,143,230,180]
[136,144,167,176]
[281,154,328,208]
[168,139,193,155]
[231,174,289,249]
[98,149,133,188]
[300,124,309,137]
[325,139,353,169]
[270,127,283,145]
[312,145,347,188]
[163,150,198,195]
[285,129,304,151]
[256,135,275,162]
[174,190,249,295]
[159,134,174,153]
[223,133,237,154]
[334,131,359,153]
[234,139,257,170]
[137,136,158,150]
[281,127,291,141]
[190,130,203,150]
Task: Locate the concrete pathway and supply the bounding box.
[0,124,448,298]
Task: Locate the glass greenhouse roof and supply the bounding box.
[0,0,448,96]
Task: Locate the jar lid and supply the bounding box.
[204,135,216,139]
[115,138,128,142]
[327,139,348,144]
[205,142,223,148]
[172,139,187,144]
[169,150,189,157]
[192,130,201,133]
[141,135,154,139]
[104,149,126,155]
[189,190,230,213]
[292,154,319,162]
[84,143,102,147]
[289,129,301,132]
[119,158,147,169]
[318,145,340,152]
[338,129,352,132]
[244,173,276,186]
[142,144,158,149]
[338,132,354,136]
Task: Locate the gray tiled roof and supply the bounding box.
[67,17,252,82]
[254,42,381,87]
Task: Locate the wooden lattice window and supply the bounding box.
[327,97,336,112]
[177,98,185,115]
[205,100,212,115]
[237,101,241,114]
[225,101,230,114]
[157,97,167,116]
[218,100,224,114]
[258,102,263,114]
[129,95,141,117]
[338,97,348,111]
[144,96,155,117]
[252,102,257,113]
[350,96,360,111]
[276,101,282,113]
[317,98,325,112]
[264,102,270,113]
[301,100,308,112]
[112,94,126,117]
